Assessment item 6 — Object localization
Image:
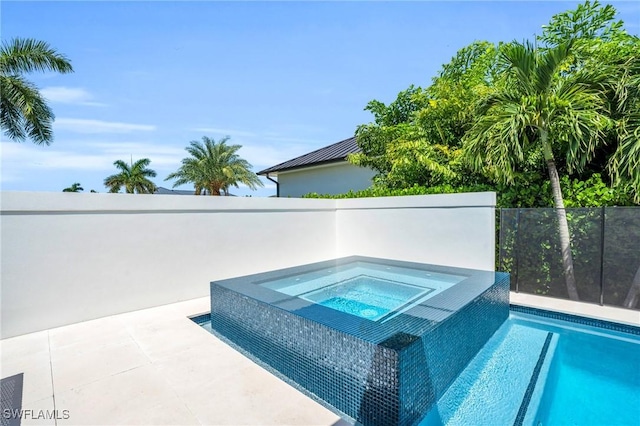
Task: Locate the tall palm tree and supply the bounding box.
[62,182,83,192]
[0,38,73,145]
[464,41,611,301]
[104,158,157,194]
[166,136,263,196]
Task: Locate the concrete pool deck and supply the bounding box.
[1,293,637,425]
[0,297,343,426]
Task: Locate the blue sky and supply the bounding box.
[2,1,638,196]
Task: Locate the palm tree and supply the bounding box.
[464,41,611,301]
[166,136,263,196]
[62,183,83,192]
[104,158,157,194]
[0,38,73,145]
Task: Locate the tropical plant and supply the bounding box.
[62,182,83,192]
[463,40,612,301]
[0,38,73,145]
[349,42,501,190]
[104,158,157,194]
[538,0,640,202]
[538,0,640,307]
[166,136,263,196]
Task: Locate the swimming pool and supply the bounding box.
[420,307,640,426]
[195,306,640,426]
[208,256,509,426]
[203,257,639,426]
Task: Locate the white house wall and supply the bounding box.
[277,162,376,197]
[1,191,496,338]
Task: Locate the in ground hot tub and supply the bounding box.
[209,256,509,426]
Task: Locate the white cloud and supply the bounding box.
[41,87,106,106]
[1,142,113,171]
[0,140,182,173]
[54,118,156,134]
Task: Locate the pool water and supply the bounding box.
[533,322,640,425]
[303,275,433,321]
[259,262,463,321]
[422,311,640,426]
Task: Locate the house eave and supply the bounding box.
[258,159,352,177]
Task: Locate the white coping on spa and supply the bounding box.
[1,293,636,426]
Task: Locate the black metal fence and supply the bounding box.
[499,207,640,311]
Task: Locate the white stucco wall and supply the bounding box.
[277,162,376,197]
[0,192,337,338]
[1,191,496,338]
[336,192,496,271]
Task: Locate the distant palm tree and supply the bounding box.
[166,136,263,196]
[464,41,611,301]
[62,182,83,192]
[104,158,157,194]
[0,38,73,145]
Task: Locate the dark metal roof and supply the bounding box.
[155,187,237,196]
[155,187,196,195]
[257,136,359,175]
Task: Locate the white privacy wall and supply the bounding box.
[336,192,496,271]
[0,191,496,338]
[0,193,337,338]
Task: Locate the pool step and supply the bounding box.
[420,322,558,426]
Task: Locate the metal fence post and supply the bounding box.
[599,206,606,306]
[514,208,521,293]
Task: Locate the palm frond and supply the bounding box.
[500,41,537,95]
[0,74,54,144]
[0,38,73,75]
[609,113,640,201]
[535,41,572,93]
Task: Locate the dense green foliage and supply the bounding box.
[165,136,263,196]
[321,1,640,307]
[304,173,632,207]
[339,1,639,207]
[104,158,157,194]
[0,38,73,145]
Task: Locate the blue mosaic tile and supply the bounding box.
[509,304,640,336]
[188,313,210,325]
[513,332,553,426]
[208,256,510,426]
